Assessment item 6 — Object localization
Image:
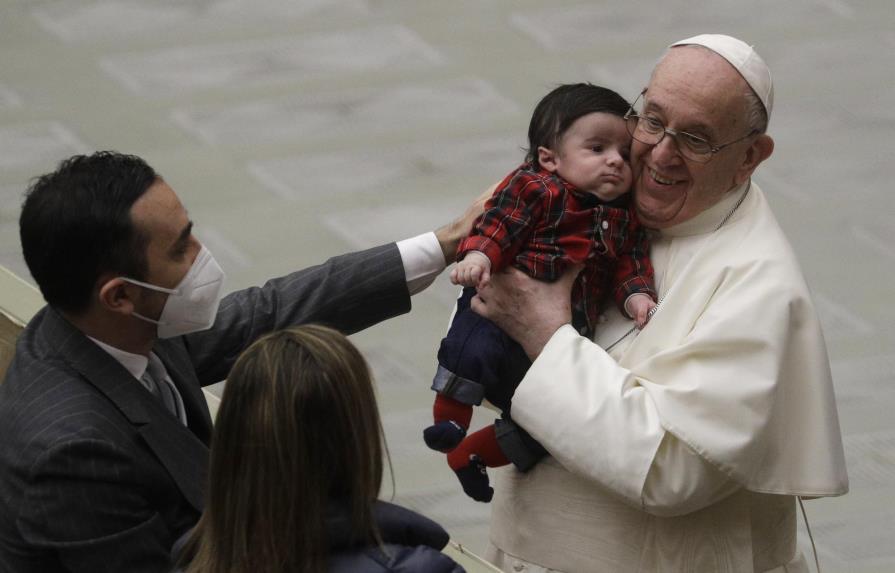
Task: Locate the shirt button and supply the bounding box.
[602,220,609,230]
[513,562,525,572]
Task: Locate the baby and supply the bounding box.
[425,83,657,502]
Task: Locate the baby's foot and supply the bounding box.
[423,420,466,452]
[453,455,494,502]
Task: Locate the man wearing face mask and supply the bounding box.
[0,152,479,572]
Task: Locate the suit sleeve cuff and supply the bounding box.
[397,232,446,295]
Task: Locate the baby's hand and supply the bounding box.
[626,294,657,330]
[450,251,491,288]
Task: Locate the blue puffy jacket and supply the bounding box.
[327,501,464,573]
[172,501,465,573]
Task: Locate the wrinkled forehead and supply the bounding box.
[645,47,751,131]
[651,45,748,92]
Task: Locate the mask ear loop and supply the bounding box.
[117,278,177,327]
[119,276,178,295]
[798,496,822,573]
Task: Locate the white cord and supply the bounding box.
[798,496,822,573]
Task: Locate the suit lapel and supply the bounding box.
[43,308,209,513]
[136,418,207,513]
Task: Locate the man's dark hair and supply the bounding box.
[526,83,631,168]
[19,151,158,314]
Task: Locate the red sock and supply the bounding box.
[433,395,472,429]
[447,425,509,470]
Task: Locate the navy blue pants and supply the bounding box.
[432,287,590,470]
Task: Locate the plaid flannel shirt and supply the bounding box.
[458,163,656,330]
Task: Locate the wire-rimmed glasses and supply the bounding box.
[623,89,758,163]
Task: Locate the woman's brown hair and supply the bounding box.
[183,324,388,573]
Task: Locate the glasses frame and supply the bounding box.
[623,89,759,164]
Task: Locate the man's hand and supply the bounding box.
[625,294,657,329]
[434,184,495,263]
[451,251,491,288]
[471,265,582,360]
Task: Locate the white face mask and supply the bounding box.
[119,245,226,338]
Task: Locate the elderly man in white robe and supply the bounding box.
[467,35,849,572]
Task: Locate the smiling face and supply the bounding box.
[632,46,771,228]
[540,111,633,202]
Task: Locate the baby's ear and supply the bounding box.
[538,146,559,173]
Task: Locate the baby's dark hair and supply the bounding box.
[526,83,631,168]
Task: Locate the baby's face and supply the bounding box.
[551,112,633,201]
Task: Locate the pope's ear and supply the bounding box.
[97,277,137,315]
[735,134,774,185]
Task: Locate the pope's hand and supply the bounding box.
[471,265,581,359]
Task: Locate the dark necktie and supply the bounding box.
[140,354,187,425]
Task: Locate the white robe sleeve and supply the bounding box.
[512,325,740,514]
[643,433,741,517]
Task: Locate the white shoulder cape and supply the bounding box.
[612,183,847,496]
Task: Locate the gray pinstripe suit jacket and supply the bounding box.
[0,243,411,573]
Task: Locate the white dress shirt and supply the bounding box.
[88,336,187,424]
[397,232,446,294]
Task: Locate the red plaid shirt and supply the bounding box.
[459,164,656,330]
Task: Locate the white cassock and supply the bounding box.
[486,182,848,573]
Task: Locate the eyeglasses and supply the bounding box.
[623,89,758,163]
